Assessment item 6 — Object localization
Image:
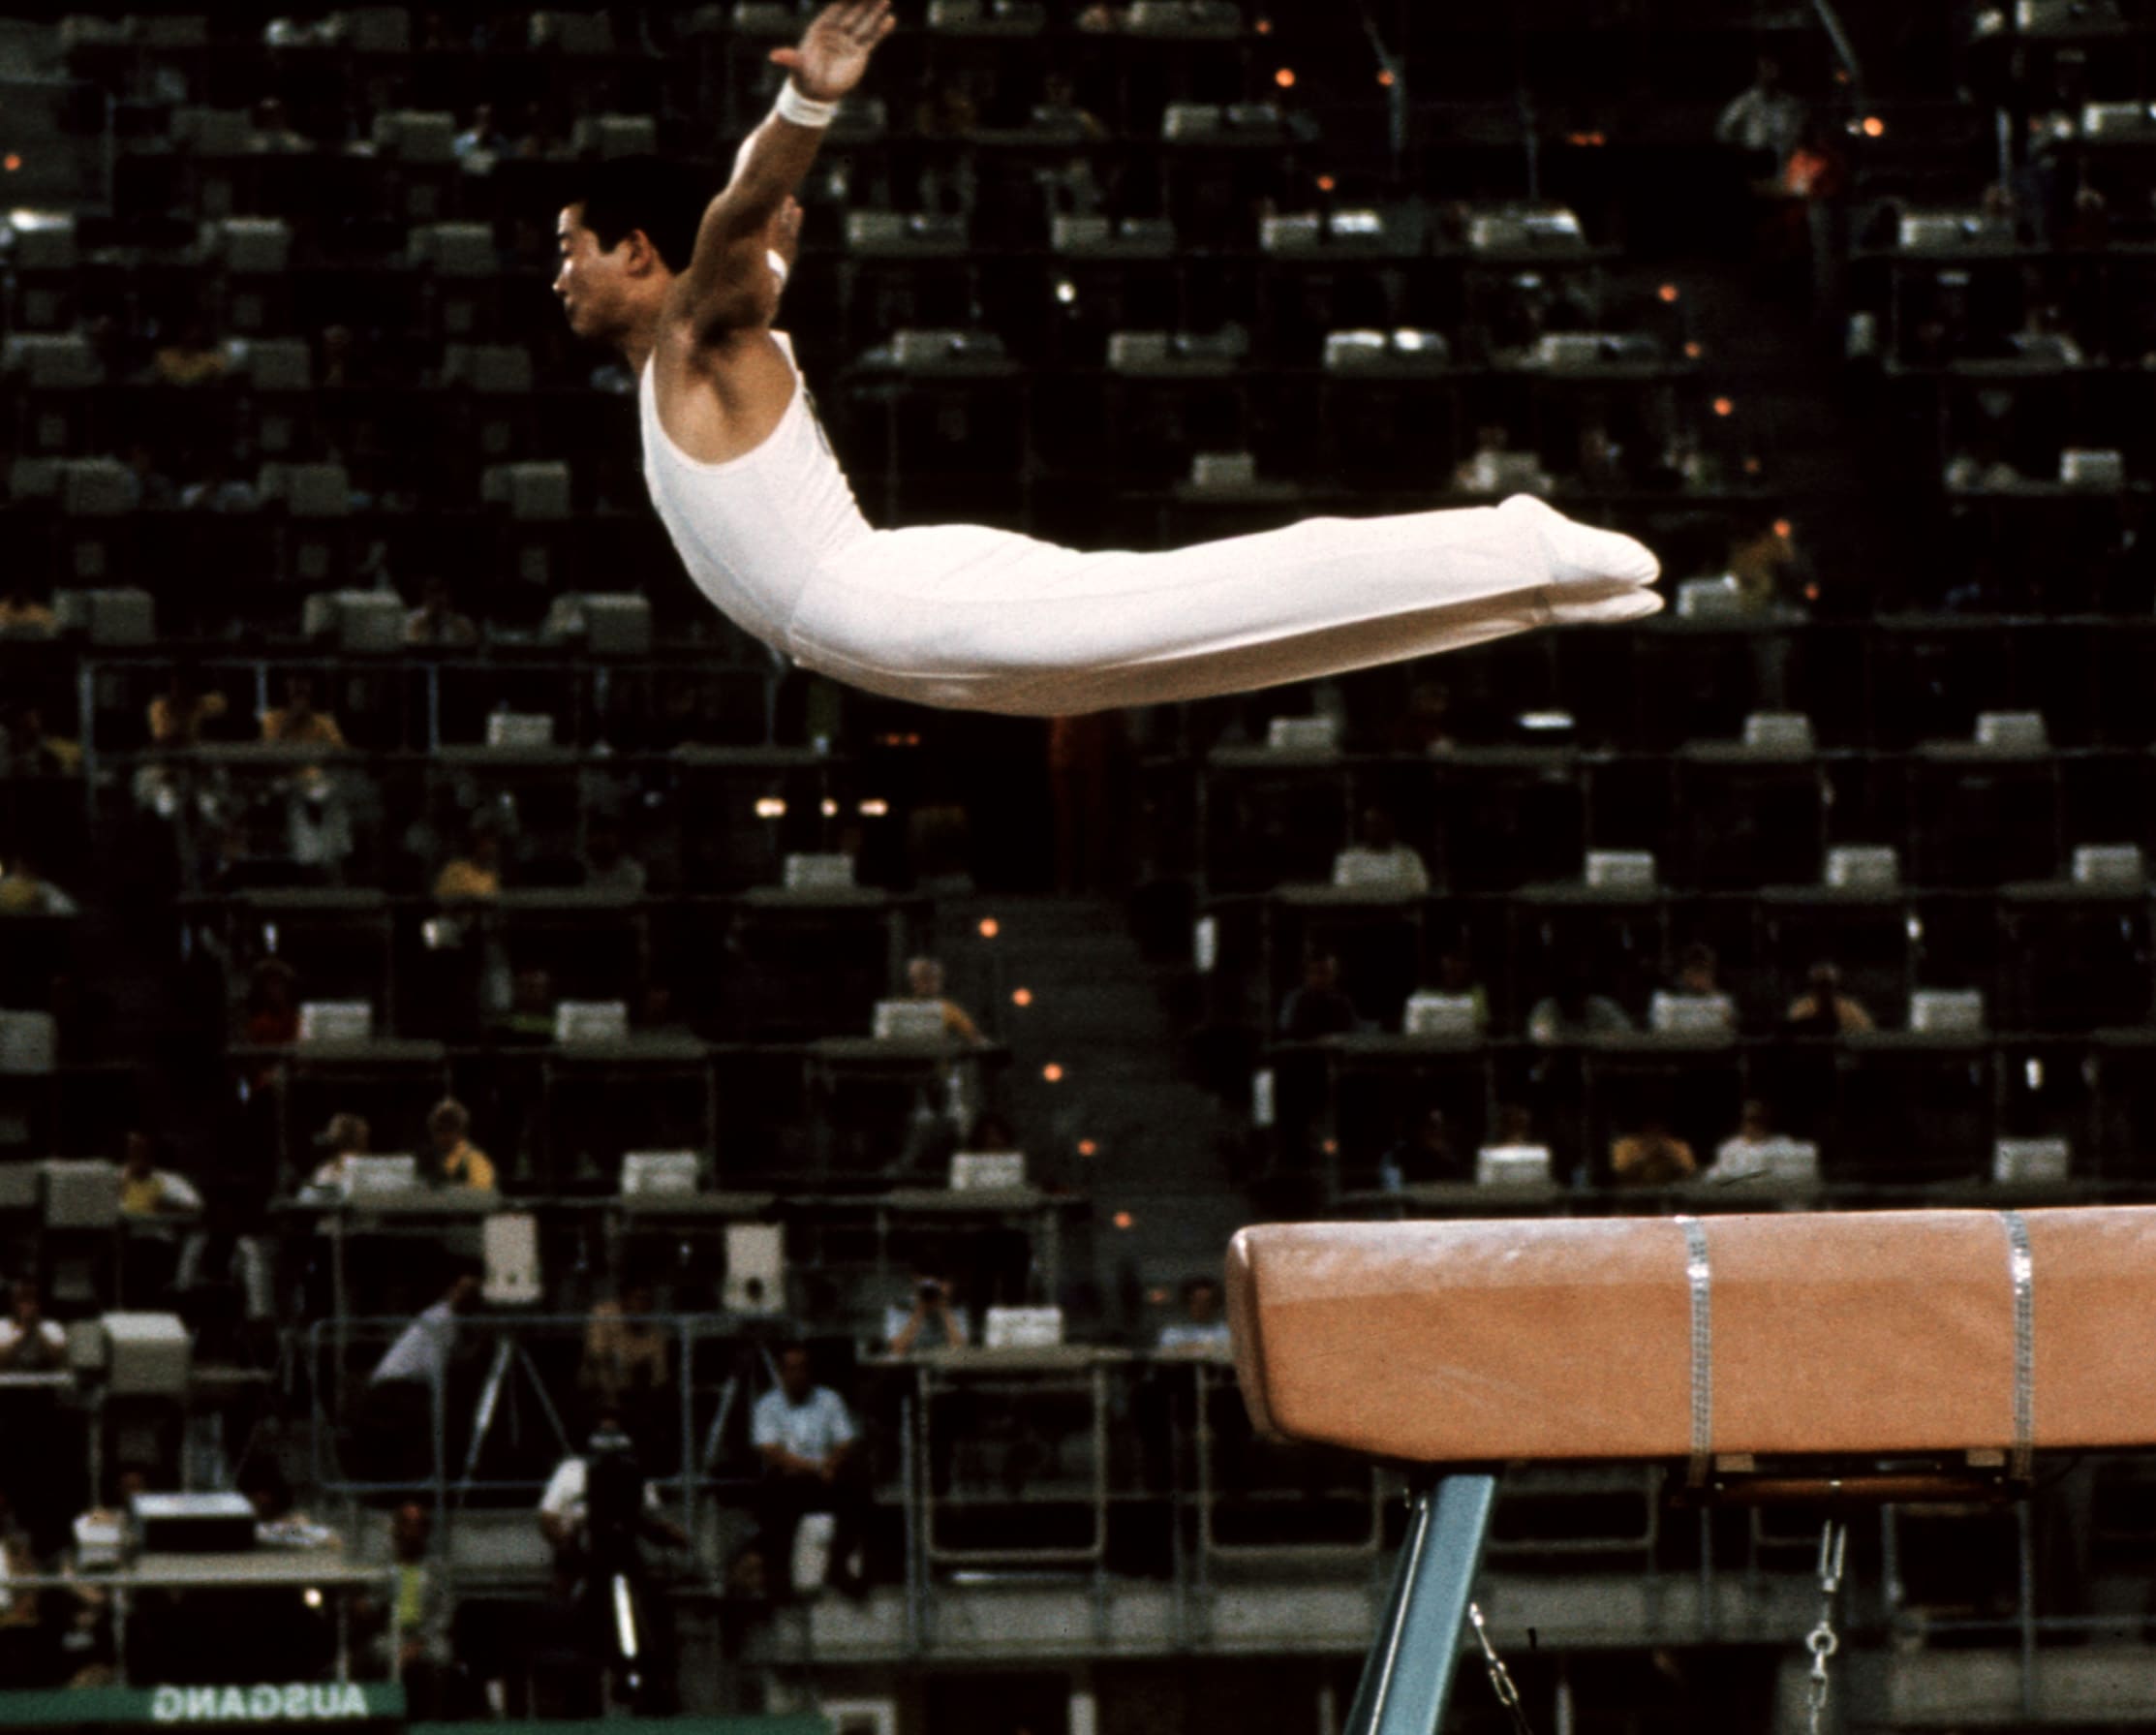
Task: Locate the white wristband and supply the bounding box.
[775,81,839,128]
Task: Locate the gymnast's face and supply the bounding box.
[555,204,662,348]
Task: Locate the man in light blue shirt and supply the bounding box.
[750,1342,868,1600]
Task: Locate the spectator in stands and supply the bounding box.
[2,704,82,777]
[1715,53,1805,167]
[1649,943,1737,1033]
[581,823,648,898]
[0,1282,66,1371]
[121,439,177,509]
[1391,679,1457,755]
[1034,70,1105,139]
[537,1406,688,1565]
[404,577,479,649]
[905,955,985,1044]
[172,1196,276,1360]
[361,1265,484,1480]
[147,669,228,749]
[177,452,260,514]
[428,1098,498,1193]
[435,828,505,901]
[1378,1106,1468,1192]
[359,1504,452,1716]
[1331,808,1430,893]
[1452,425,1550,496]
[1705,1100,1781,1183]
[251,97,311,155]
[1155,1276,1233,1356]
[579,1282,674,1452]
[1278,952,1361,1039]
[1610,1117,1698,1187]
[1784,960,1875,1035]
[303,1112,372,1197]
[750,1343,868,1600]
[243,959,301,1047]
[886,1254,971,1355]
[0,585,56,635]
[1527,966,1633,1043]
[1714,510,1801,617]
[1426,944,1490,1033]
[0,854,78,916]
[0,1490,44,1676]
[318,325,370,391]
[152,318,228,387]
[117,1131,201,1219]
[488,967,556,1045]
[1945,434,2025,494]
[453,102,507,162]
[260,676,347,751]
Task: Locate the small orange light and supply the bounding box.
[1255,15,1272,31]
[1012,987,1033,1007]
[1743,455,1763,475]
[1114,1211,1135,1230]
[1713,396,1735,418]
[1376,69,1395,87]
[1148,1286,1169,1304]
[1043,1063,1063,1083]
[1804,583,1821,602]
[1773,518,1793,540]
[1275,67,1296,89]
[977,917,999,939]
[1658,284,1679,303]
[2,154,19,172]
[1315,173,1336,192]
[1078,1139,1098,1157]
[1683,341,1703,358]
[1863,116,1886,138]
[1321,1138,1339,1155]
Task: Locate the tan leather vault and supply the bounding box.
[1227,1210,2156,1462]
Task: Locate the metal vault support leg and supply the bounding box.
[1343,1474,1498,1735]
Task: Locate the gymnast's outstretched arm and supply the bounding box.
[680,1,894,337]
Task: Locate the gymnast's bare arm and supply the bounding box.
[653,1,893,458]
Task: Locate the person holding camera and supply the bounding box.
[538,1410,688,1711]
[883,1259,970,1358]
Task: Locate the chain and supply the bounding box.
[1805,1521,1848,1735]
[1467,1602,1536,1735]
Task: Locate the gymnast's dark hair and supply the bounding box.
[571,154,721,275]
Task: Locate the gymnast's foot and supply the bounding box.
[1498,493,1664,626]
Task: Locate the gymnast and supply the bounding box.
[551,0,1663,716]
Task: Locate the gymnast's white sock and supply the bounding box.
[1497,492,1662,589]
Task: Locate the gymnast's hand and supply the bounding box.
[771,1,897,104]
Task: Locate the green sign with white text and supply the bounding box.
[0,1685,405,1727]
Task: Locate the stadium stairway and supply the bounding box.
[933,894,1247,1336]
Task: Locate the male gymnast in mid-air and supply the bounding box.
[552,0,1662,717]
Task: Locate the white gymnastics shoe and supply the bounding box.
[1497,493,1664,626]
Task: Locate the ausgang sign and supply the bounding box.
[152,1686,381,1723]
[0,1685,405,1727]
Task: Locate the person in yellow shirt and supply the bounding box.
[429,1099,497,1192]
[260,675,348,750]
[434,829,504,901]
[118,1131,203,1218]
[148,672,229,747]
[0,587,56,635]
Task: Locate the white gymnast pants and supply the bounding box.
[783,493,1663,718]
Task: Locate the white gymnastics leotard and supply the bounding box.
[638,333,1662,717]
